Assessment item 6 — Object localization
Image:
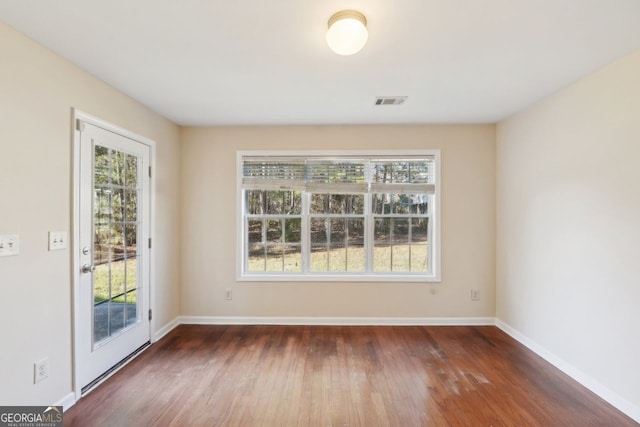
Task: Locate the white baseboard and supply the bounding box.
[56,392,76,412]
[154,317,181,342]
[495,319,640,424]
[178,316,496,326]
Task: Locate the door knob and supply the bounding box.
[81,264,96,274]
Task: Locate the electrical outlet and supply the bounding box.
[470,290,480,301]
[225,289,233,300]
[34,358,49,383]
[48,231,67,251]
[0,234,19,257]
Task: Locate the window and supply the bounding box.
[238,151,440,281]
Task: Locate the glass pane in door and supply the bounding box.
[93,146,141,344]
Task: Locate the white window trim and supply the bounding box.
[236,150,441,283]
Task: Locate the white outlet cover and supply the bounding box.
[48,231,68,251]
[34,358,49,383]
[0,234,19,257]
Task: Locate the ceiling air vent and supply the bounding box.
[374,96,407,106]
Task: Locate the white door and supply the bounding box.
[76,120,151,392]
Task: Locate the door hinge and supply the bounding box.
[76,119,85,132]
[148,238,152,249]
[148,309,152,321]
[148,166,152,178]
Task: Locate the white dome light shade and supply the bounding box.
[326,10,368,56]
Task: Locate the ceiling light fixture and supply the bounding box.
[326,10,368,56]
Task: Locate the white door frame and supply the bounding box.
[71,109,157,401]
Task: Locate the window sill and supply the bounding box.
[237,273,441,283]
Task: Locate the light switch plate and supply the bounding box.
[48,231,67,251]
[0,234,20,257]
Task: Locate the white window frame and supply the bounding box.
[236,150,441,282]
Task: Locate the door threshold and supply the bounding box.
[81,341,151,396]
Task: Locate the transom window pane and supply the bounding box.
[371,160,434,184]
[243,160,305,181]
[307,160,366,183]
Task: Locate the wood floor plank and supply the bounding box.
[64,325,638,426]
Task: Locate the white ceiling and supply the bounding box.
[2,0,640,126]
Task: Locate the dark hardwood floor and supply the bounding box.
[64,325,637,426]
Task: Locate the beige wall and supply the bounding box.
[180,125,496,319]
[0,23,181,405]
[497,50,640,414]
